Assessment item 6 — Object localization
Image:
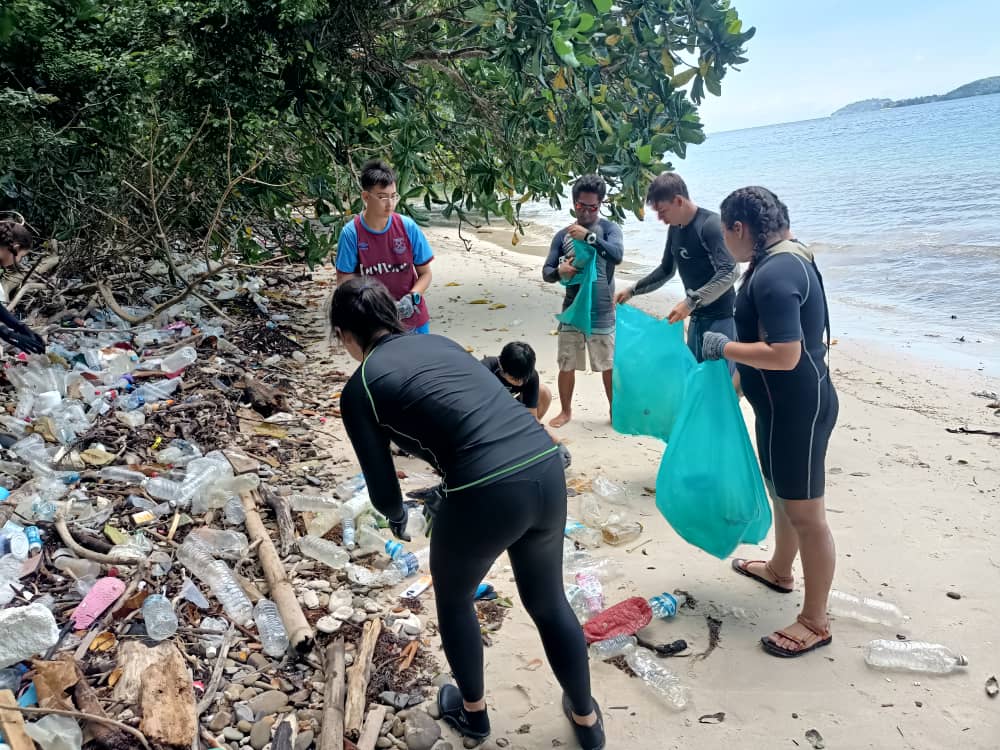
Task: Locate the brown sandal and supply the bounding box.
[731,558,794,594]
[761,615,832,658]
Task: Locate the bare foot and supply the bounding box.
[549,412,572,428]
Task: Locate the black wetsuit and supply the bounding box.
[340,333,593,713]
[734,242,838,500]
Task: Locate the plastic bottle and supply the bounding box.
[253,598,289,657]
[341,517,356,549]
[176,538,253,624]
[145,476,183,503]
[187,528,249,557]
[564,584,591,621]
[142,593,178,641]
[99,466,147,485]
[406,507,427,539]
[156,439,202,466]
[355,524,385,554]
[384,541,430,577]
[298,536,350,569]
[224,496,246,526]
[828,590,907,627]
[649,592,683,619]
[624,645,690,709]
[589,634,637,660]
[288,494,341,513]
[338,490,372,521]
[575,572,604,615]
[565,519,603,548]
[160,347,197,373]
[863,640,968,674]
[601,520,643,546]
[335,474,367,499]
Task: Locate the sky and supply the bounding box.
[696,0,1000,133]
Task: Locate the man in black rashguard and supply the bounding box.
[480,341,552,421]
[616,172,738,363]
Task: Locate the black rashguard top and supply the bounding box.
[734,243,831,409]
[340,333,558,520]
[480,356,540,409]
[632,208,738,320]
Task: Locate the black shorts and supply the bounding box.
[752,376,838,500]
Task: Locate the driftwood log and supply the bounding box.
[318,638,346,750]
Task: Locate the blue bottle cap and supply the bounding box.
[0,487,9,502]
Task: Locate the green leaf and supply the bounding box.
[552,32,579,67]
[592,0,612,12]
[636,144,653,164]
[575,13,595,33]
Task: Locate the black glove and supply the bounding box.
[420,485,445,538]
[0,325,44,354]
[388,508,411,542]
[701,331,732,361]
[557,443,572,470]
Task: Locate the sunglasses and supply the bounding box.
[574,201,601,212]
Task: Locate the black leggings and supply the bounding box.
[430,455,593,715]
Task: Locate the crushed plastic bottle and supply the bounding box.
[649,592,684,619]
[142,593,178,641]
[565,518,603,548]
[224,496,246,526]
[592,476,628,505]
[565,584,592,622]
[288,493,341,513]
[589,634,637,660]
[624,644,690,709]
[99,466,147,485]
[828,589,907,627]
[187,528,249,558]
[156,439,202,466]
[160,346,197,373]
[863,640,968,674]
[575,572,604,615]
[176,538,253,624]
[253,598,289,657]
[298,536,350,569]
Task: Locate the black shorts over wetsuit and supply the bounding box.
[735,244,838,500]
[340,333,593,713]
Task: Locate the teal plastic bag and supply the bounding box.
[655,359,771,558]
[557,239,597,335]
[612,304,694,441]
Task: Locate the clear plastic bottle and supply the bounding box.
[589,634,637,660]
[341,517,356,549]
[384,541,429,577]
[145,476,183,503]
[187,528,249,557]
[99,466,147,485]
[142,593,178,641]
[601,521,643,546]
[224,496,246,526]
[160,347,197,373]
[625,645,690,709]
[253,598,289,657]
[565,519,603,548]
[288,494,341,512]
[298,536,350,569]
[649,592,684,619]
[828,590,907,627]
[575,572,604,615]
[406,507,427,539]
[338,490,372,521]
[355,525,385,554]
[156,439,202,466]
[862,640,968,674]
[564,584,591,621]
[176,538,253,624]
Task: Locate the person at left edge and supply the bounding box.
[335,159,434,333]
[0,220,45,355]
[331,277,605,749]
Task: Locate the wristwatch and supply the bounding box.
[685,290,702,310]
[585,232,597,245]
[411,292,422,305]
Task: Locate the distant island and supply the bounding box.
[832,76,1000,116]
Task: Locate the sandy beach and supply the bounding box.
[314,223,1000,750]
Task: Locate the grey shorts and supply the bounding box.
[557,329,615,372]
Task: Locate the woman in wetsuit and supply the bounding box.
[0,221,45,354]
[329,277,604,749]
[701,187,838,658]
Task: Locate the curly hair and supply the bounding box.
[0,221,32,252]
[719,186,790,275]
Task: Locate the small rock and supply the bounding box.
[316,616,343,634]
[233,702,255,723]
[301,590,321,609]
[427,703,441,720]
[331,605,355,620]
[292,350,308,363]
[376,739,393,749]
[208,711,233,732]
[224,684,243,702]
[495,740,509,748]
[318,593,330,609]
[248,653,270,670]
[305,579,333,591]
[249,718,274,750]
[289,689,311,704]
[249,689,290,717]
[946,591,961,600]
[222,727,244,741]
[362,597,381,613]
[237,720,253,733]
[915,701,923,708]
[294,730,315,750]
[463,739,479,749]
[350,610,368,624]
[434,744,454,750]
[480,741,499,750]
[404,709,442,750]
[431,674,452,688]
[391,716,404,737]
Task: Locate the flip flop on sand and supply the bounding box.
[562,693,606,750]
[438,684,490,741]
[731,558,794,594]
[761,615,832,658]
